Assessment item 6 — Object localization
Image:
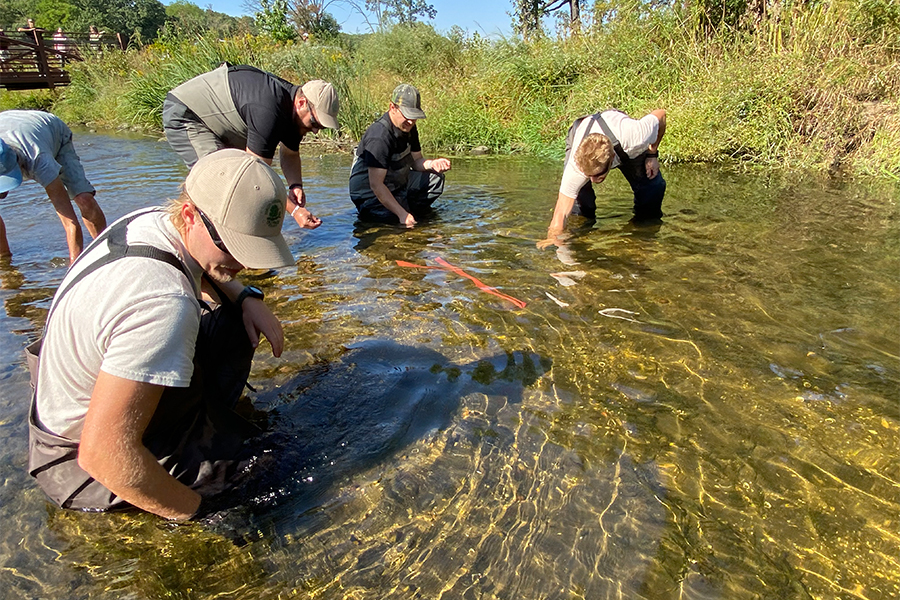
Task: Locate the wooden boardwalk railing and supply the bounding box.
[0,30,126,90]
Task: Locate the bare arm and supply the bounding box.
[646,109,666,178]
[537,191,577,249]
[368,166,416,227]
[246,147,320,230]
[202,277,284,357]
[411,151,451,173]
[278,146,321,230]
[649,109,666,152]
[78,371,201,519]
[45,177,83,263]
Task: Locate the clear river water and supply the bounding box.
[0,131,897,600]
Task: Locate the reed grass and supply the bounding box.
[3,1,895,177]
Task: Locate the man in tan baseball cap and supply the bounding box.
[163,64,340,231]
[28,149,294,520]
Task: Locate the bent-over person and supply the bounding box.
[0,110,107,263]
[163,64,339,231]
[540,108,666,248]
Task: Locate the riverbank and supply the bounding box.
[2,3,898,178]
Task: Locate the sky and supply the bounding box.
[187,1,513,37]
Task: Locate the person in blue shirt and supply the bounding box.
[0,110,107,263]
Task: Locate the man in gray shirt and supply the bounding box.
[0,110,107,263]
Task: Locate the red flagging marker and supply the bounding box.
[396,257,527,309]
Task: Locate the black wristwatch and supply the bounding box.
[235,285,264,307]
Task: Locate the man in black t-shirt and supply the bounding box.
[349,84,451,227]
[163,64,340,230]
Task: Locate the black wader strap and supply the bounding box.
[565,112,631,167]
[591,113,631,166]
[48,209,193,325]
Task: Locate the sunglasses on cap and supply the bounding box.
[196,207,230,255]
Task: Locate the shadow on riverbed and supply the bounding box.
[212,340,550,535]
[30,341,551,598]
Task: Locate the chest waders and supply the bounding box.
[26,210,259,511]
[349,117,445,222]
[565,113,665,221]
[168,63,249,151]
[349,117,416,200]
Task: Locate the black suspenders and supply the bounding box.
[565,112,631,166]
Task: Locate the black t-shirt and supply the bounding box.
[356,112,421,170]
[228,65,301,159]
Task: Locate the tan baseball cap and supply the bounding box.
[301,79,340,130]
[185,149,294,269]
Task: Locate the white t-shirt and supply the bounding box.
[36,209,204,437]
[559,110,660,199]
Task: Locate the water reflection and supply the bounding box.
[0,136,897,600]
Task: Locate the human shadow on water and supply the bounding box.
[33,342,550,599]
[209,340,551,537]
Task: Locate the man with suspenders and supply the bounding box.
[539,108,667,248]
[28,149,294,520]
[349,84,452,227]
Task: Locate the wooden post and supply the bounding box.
[31,29,53,90]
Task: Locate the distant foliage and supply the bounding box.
[365,0,436,28]
[6,4,894,177]
[0,0,167,39]
[289,0,341,40]
[164,1,253,39]
[255,0,297,42]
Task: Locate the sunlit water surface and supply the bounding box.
[0,132,897,600]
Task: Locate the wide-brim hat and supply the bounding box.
[186,149,294,270]
[391,83,426,120]
[0,139,23,194]
[301,80,340,130]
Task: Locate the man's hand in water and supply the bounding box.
[646,156,660,179]
[293,206,322,229]
[537,228,567,249]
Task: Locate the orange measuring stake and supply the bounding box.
[396,257,527,309]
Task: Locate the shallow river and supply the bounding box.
[0,132,897,600]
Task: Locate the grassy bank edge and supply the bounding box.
[2,13,898,180]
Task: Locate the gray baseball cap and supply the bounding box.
[185,149,294,269]
[0,139,23,194]
[391,83,426,120]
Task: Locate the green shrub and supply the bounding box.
[6,6,893,177]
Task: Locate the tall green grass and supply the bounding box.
[11,2,896,177]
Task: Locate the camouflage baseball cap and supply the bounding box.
[391,83,426,120]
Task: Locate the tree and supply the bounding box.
[289,0,341,39]
[373,0,436,25]
[164,0,249,38]
[36,0,79,29]
[255,0,296,41]
[72,0,167,40]
[512,0,580,37]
